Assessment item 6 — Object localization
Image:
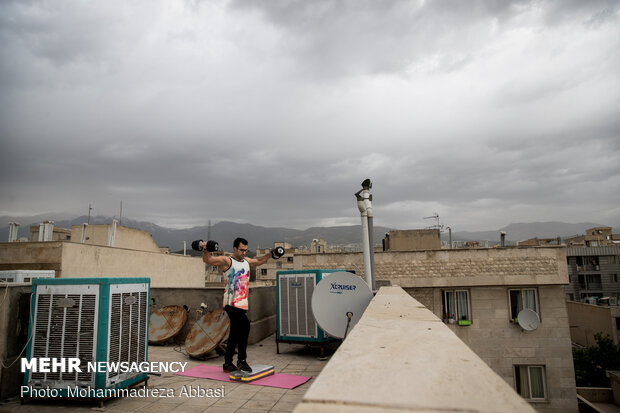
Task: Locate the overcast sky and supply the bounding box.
[1,0,618,232]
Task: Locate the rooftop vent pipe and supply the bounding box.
[500,231,506,247]
[355,179,375,291]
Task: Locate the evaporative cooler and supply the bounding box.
[23,277,150,398]
[276,269,347,354]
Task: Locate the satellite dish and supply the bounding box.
[149,305,188,343]
[517,308,540,331]
[185,308,230,358]
[311,272,373,339]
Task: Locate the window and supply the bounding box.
[509,288,538,322]
[442,289,471,325]
[579,274,602,290]
[613,274,619,283]
[287,257,294,263]
[260,269,267,275]
[514,365,546,400]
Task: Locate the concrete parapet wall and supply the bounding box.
[300,246,568,287]
[576,387,613,403]
[0,241,206,288]
[60,242,205,287]
[566,301,616,347]
[149,285,276,346]
[295,286,536,412]
[0,242,63,272]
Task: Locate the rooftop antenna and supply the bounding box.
[424,212,443,230]
[88,204,93,225]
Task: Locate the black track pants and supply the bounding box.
[224,305,250,364]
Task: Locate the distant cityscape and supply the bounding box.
[0,213,612,252]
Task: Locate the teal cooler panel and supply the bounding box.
[23,277,150,397]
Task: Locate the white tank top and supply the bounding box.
[222,257,250,310]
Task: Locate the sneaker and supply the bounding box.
[237,360,252,373]
[223,362,237,373]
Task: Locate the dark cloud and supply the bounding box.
[0,0,618,231]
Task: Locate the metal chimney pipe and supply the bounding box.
[500,231,506,247]
[81,223,88,243]
[38,223,45,241]
[42,221,54,241]
[8,222,19,242]
[108,219,118,247]
[446,226,452,249]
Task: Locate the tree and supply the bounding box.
[573,333,620,387]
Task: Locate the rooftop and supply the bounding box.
[0,334,330,413]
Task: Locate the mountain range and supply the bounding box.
[0,213,610,252]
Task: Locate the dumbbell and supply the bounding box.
[191,240,220,252]
[271,246,285,259]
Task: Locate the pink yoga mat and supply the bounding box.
[176,365,312,389]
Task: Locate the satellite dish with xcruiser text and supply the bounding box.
[311,272,373,339]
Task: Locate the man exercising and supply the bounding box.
[200,237,283,373]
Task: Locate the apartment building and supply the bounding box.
[565,246,620,302]
[254,242,298,281]
[254,240,339,282]
[565,226,618,247]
